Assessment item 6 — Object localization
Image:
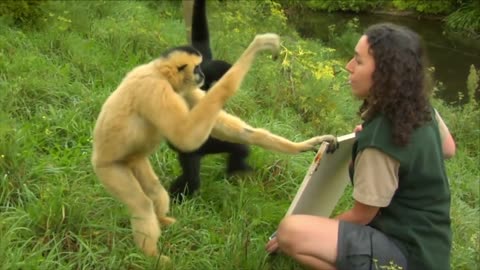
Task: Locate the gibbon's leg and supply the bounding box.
[169,153,202,200]
[226,144,252,175]
[211,111,338,154]
[94,163,160,256]
[197,137,252,175]
[129,157,176,226]
[169,139,251,201]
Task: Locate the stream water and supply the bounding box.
[287,10,480,105]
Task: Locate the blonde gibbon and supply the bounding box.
[91,33,336,257]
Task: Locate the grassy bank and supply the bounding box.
[0,1,478,269]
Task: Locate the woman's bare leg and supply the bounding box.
[275,215,340,270]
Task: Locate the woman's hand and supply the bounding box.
[354,124,363,133]
[265,237,279,254]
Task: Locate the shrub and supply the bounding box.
[0,0,49,28]
[444,1,480,38]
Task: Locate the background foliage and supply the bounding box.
[0,0,478,269]
[279,0,479,38]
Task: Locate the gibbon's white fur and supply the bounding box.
[91,33,336,257]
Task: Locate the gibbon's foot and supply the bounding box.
[131,213,160,256]
[226,160,254,177]
[159,255,171,266]
[158,216,176,226]
[169,176,199,203]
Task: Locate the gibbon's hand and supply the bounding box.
[299,135,338,153]
[326,139,339,154]
[252,33,281,60]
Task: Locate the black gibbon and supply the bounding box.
[166,0,337,200]
[92,32,335,256]
[169,0,252,200]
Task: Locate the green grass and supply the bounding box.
[0,1,478,269]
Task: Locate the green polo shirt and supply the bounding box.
[351,110,452,270]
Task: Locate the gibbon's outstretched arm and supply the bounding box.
[92,34,281,256]
[212,111,336,153]
[185,89,336,154]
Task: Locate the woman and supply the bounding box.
[266,23,456,270]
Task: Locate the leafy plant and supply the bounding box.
[444,1,480,38]
[391,0,457,14]
[0,0,49,28]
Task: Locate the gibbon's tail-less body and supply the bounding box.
[92,34,288,257]
[170,0,253,200]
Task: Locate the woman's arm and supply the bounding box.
[335,200,379,225]
[435,109,456,159]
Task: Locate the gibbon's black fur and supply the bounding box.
[169,0,252,200]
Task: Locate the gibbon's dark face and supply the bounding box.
[192,64,205,87]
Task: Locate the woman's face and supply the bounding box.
[346,35,375,99]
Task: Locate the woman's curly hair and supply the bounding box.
[359,23,433,146]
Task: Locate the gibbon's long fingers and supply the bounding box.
[130,158,176,226]
[94,163,160,256]
[297,135,338,153]
[210,111,330,154]
[226,34,280,79]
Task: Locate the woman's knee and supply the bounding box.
[276,215,304,252]
[276,215,337,255]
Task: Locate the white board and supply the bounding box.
[270,133,356,240]
[286,132,356,217]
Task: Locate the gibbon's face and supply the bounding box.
[346,35,375,99]
[164,51,205,92]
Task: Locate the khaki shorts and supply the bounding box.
[336,221,408,270]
